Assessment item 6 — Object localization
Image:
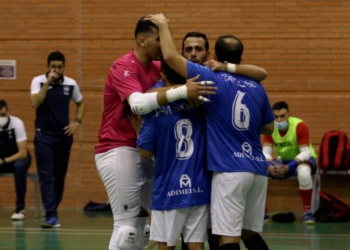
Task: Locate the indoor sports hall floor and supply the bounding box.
[0,208,350,250]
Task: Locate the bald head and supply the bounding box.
[214,35,244,64]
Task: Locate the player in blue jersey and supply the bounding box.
[145,14,275,250]
[134,59,212,250]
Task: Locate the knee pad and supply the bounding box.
[134,218,150,249]
[114,225,137,250]
[297,165,312,190]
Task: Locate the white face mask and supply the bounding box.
[275,120,288,130]
[0,116,9,127]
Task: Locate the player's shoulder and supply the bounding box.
[9,116,24,130]
[62,76,78,86]
[112,51,140,71]
[32,74,46,83]
[295,119,309,128]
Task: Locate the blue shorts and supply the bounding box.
[281,157,317,179]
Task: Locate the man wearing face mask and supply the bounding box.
[0,100,32,220]
[30,51,85,228]
[262,101,317,224]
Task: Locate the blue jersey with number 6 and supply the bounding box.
[137,80,211,210]
[187,61,275,175]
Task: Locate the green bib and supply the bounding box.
[272,117,317,161]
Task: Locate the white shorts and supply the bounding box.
[211,172,267,236]
[151,205,209,246]
[95,147,154,220]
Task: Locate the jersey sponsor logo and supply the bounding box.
[232,142,265,162]
[180,174,191,188]
[63,86,70,96]
[155,102,192,117]
[124,70,130,77]
[274,141,293,147]
[167,174,204,197]
[221,73,256,88]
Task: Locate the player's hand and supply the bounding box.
[144,13,169,27]
[128,112,142,136]
[268,165,284,179]
[185,74,216,103]
[47,69,60,84]
[280,164,290,176]
[203,59,227,72]
[63,121,80,136]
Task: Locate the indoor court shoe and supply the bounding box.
[41,217,61,228]
[264,213,269,222]
[303,210,316,225]
[11,210,26,220]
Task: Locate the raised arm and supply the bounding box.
[204,59,267,82]
[30,69,59,109]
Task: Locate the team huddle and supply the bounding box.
[95,14,317,250]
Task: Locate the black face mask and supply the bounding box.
[45,71,64,85]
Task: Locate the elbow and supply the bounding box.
[31,100,38,109]
[19,151,28,160]
[139,151,152,160]
[258,69,268,82]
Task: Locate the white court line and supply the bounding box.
[1,228,349,239]
[0,230,110,236]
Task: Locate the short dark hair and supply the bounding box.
[47,51,65,66]
[0,100,8,110]
[161,59,186,85]
[272,101,289,111]
[182,31,209,52]
[214,35,243,64]
[134,17,159,38]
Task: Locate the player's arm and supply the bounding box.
[145,15,188,78]
[137,149,153,160]
[204,59,267,82]
[261,122,274,135]
[287,123,312,172]
[127,75,216,115]
[0,141,27,165]
[1,119,28,165]
[262,140,281,178]
[30,69,59,109]
[262,141,273,162]
[261,94,275,135]
[134,112,156,159]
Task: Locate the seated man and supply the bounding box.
[0,100,32,220]
[262,101,317,224]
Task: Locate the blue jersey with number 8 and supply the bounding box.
[137,80,211,210]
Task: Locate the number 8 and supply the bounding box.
[174,119,194,160]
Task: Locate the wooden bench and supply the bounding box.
[0,172,42,218]
[269,169,350,213]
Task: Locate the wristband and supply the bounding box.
[75,118,82,124]
[166,85,187,103]
[227,63,236,73]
